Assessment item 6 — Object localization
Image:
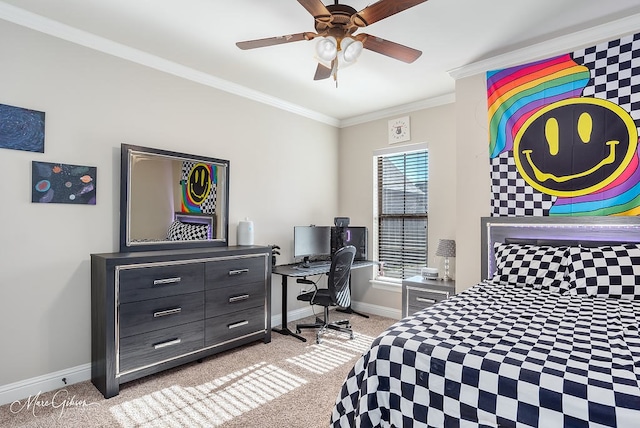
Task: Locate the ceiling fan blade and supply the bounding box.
[236,32,316,50]
[352,0,429,27]
[297,0,333,24]
[313,63,333,80]
[360,34,422,63]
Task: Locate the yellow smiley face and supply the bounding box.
[513,97,638,197]
[187,163,211,205]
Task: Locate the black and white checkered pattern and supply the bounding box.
[572,32,640,128]
[493,242,569,293]
[331,281,640,427]
[491,32,640,217]
[490,151,555,217]
[166,220,183,240]
[166,220,209,241]
[566,244,640,300]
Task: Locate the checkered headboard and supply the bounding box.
[480,216,640,279]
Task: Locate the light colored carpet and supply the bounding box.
[0,312,396,428]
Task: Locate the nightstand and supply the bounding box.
[402,276,455,317]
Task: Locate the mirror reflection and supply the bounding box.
[120,144,229,252]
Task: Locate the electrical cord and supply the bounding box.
[296,276,320,297]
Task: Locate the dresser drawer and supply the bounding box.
[205,256,266,290]
[119,320,204,374]
[118,263,204,303]
[205,308,266,346]
[406,286,451,315]
[205,281,265,318]
[119,292,204,338]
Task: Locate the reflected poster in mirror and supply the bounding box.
[120,143,230,252]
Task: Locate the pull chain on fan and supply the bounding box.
[315,35,363,86]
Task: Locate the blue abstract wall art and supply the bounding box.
[0,103,45,153]
[32,161,96,205]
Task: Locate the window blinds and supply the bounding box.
[377,150,428,279]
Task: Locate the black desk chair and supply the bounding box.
[295,245,356,344]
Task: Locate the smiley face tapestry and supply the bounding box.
[488,32,640,216]
[180,160,217,214]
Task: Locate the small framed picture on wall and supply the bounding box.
[32,161,96,205]
[388,116,410,144]
[0,103,45,153]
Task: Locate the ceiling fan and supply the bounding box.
[236,0,428,83]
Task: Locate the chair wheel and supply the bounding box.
[296,328,301,334]
[350,333,354,340]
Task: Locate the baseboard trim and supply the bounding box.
[1,302,400,406]
[0,363,91,406]
[270,305,316,328]
[270,301,401,328]
[351,301,402,320]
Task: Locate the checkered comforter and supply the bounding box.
[331,280,640,427]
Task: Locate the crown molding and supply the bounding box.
[449,12,640,79]
[338,93,455,128]
[0,2,341,127]
[11,2,630,129]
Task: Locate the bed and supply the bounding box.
[331,217,640,427]
[131,213,215,243]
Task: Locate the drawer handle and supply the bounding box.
[154,338,181,349]
[229,294,250,303]
[228,269,249,276]
[416,297,436,304]
[153,307,182,318]
[153,277,182,286]
[228,320,249,329]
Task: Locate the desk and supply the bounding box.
[272,260,376,342]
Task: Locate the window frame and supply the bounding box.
[372,143,429,286]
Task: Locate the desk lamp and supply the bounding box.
[435,239,456,281]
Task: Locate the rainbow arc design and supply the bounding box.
[488,42,640,216]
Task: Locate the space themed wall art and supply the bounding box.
[32,161,96,204]
[0,103,45,153]
[488,32,640,216]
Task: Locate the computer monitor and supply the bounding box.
[331,226,368,261]
[293,226,331,265]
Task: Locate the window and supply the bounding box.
[375,148,428,281]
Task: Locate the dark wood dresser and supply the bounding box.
[91,245,271,398]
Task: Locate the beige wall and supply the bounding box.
[129,157,176,240]
[338,103,457,306]
[0,20,338,386]
[454,74,493,290]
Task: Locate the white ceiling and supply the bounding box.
[2,0,640,126]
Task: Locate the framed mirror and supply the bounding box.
[119,143,230,252]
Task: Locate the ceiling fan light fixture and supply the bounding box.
[336,51,351,69]
[315,36,338,62]
[340,37,363,64]
[236,0,427,83]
